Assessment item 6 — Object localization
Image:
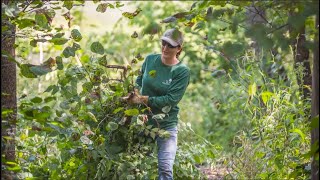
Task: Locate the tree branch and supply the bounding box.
[267,23,289,34]
[21,0,36,13]
[252,5,273,27]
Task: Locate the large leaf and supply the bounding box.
[290,128,306,142]
[35,13,48,29]
[31,97,42,103]
[63,46,76,58]
[49,38,68,45]
[19,64,37,78]
[124,109,139,116]
[29,66,51,76]
[90,42,104,55]
[71,29,82,42]
[16,18,35,29]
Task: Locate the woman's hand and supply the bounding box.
[122,89,148,105]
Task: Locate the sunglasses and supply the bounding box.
[161,40,179,48]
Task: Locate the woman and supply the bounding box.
[124,28,190,180]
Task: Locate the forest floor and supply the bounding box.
[200,166,231,180]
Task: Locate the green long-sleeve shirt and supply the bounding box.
[135,54,190,130]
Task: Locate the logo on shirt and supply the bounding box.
[162,79,172,85]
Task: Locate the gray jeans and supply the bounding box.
[156,127,178,180]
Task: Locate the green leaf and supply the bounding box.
[63,1,73,10]
[81,55,90,64]
[30,39,37,47]
[16,18,35,29]
[63,46,75,58]
[122,8,142,19]
[87,112,98,122]
[29,66,51,76]
[115,2,124,8]
[49,38,68,45]
[113,107,124,114]
[31,97,42,103]
[34,111,50,120]
[107,122,118,131]
[20,64,37,78]
[72,43,81,51]
[6,165,21,172]
[261,91,274,105]
[52,85,59,95]
[290,128,305,142]
[248,82,256,96]
[71,29,82,42]
[44,85,55,93]
[124,109,139,116]
[148,70,156,78]
[207,149,215,159]
[98,55,107,66]
[35,13,48,29]
[150,132,156,139]
[56,56,63,70]
[194,155,202,163]
[90,42,104,55]
[44,96,56,103]
[96,3,113,13]
[53,32,65,38]
[82,82,93,92]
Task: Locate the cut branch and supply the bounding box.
[105,65,128,79]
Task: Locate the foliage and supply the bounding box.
[2,1,217,179]
[1,0,318,179]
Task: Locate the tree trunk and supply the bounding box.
[289,9,312,99]
[245,5,266,61]
[311,11,319,180]
[293,25,312,99]
[1,0,17,162]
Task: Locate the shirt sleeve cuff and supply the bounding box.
[148,96,154,107]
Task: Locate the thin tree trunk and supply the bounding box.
[1,0,17,163]
[289,9,312,99]
[311,11,319,180]
[245,5,265,61]
[293,25,312,99]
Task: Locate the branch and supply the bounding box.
[217,18,248,30]
[252,5,273,27]
[105,65,128,79]
[22,0,36,13]
[267,23,289,34]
